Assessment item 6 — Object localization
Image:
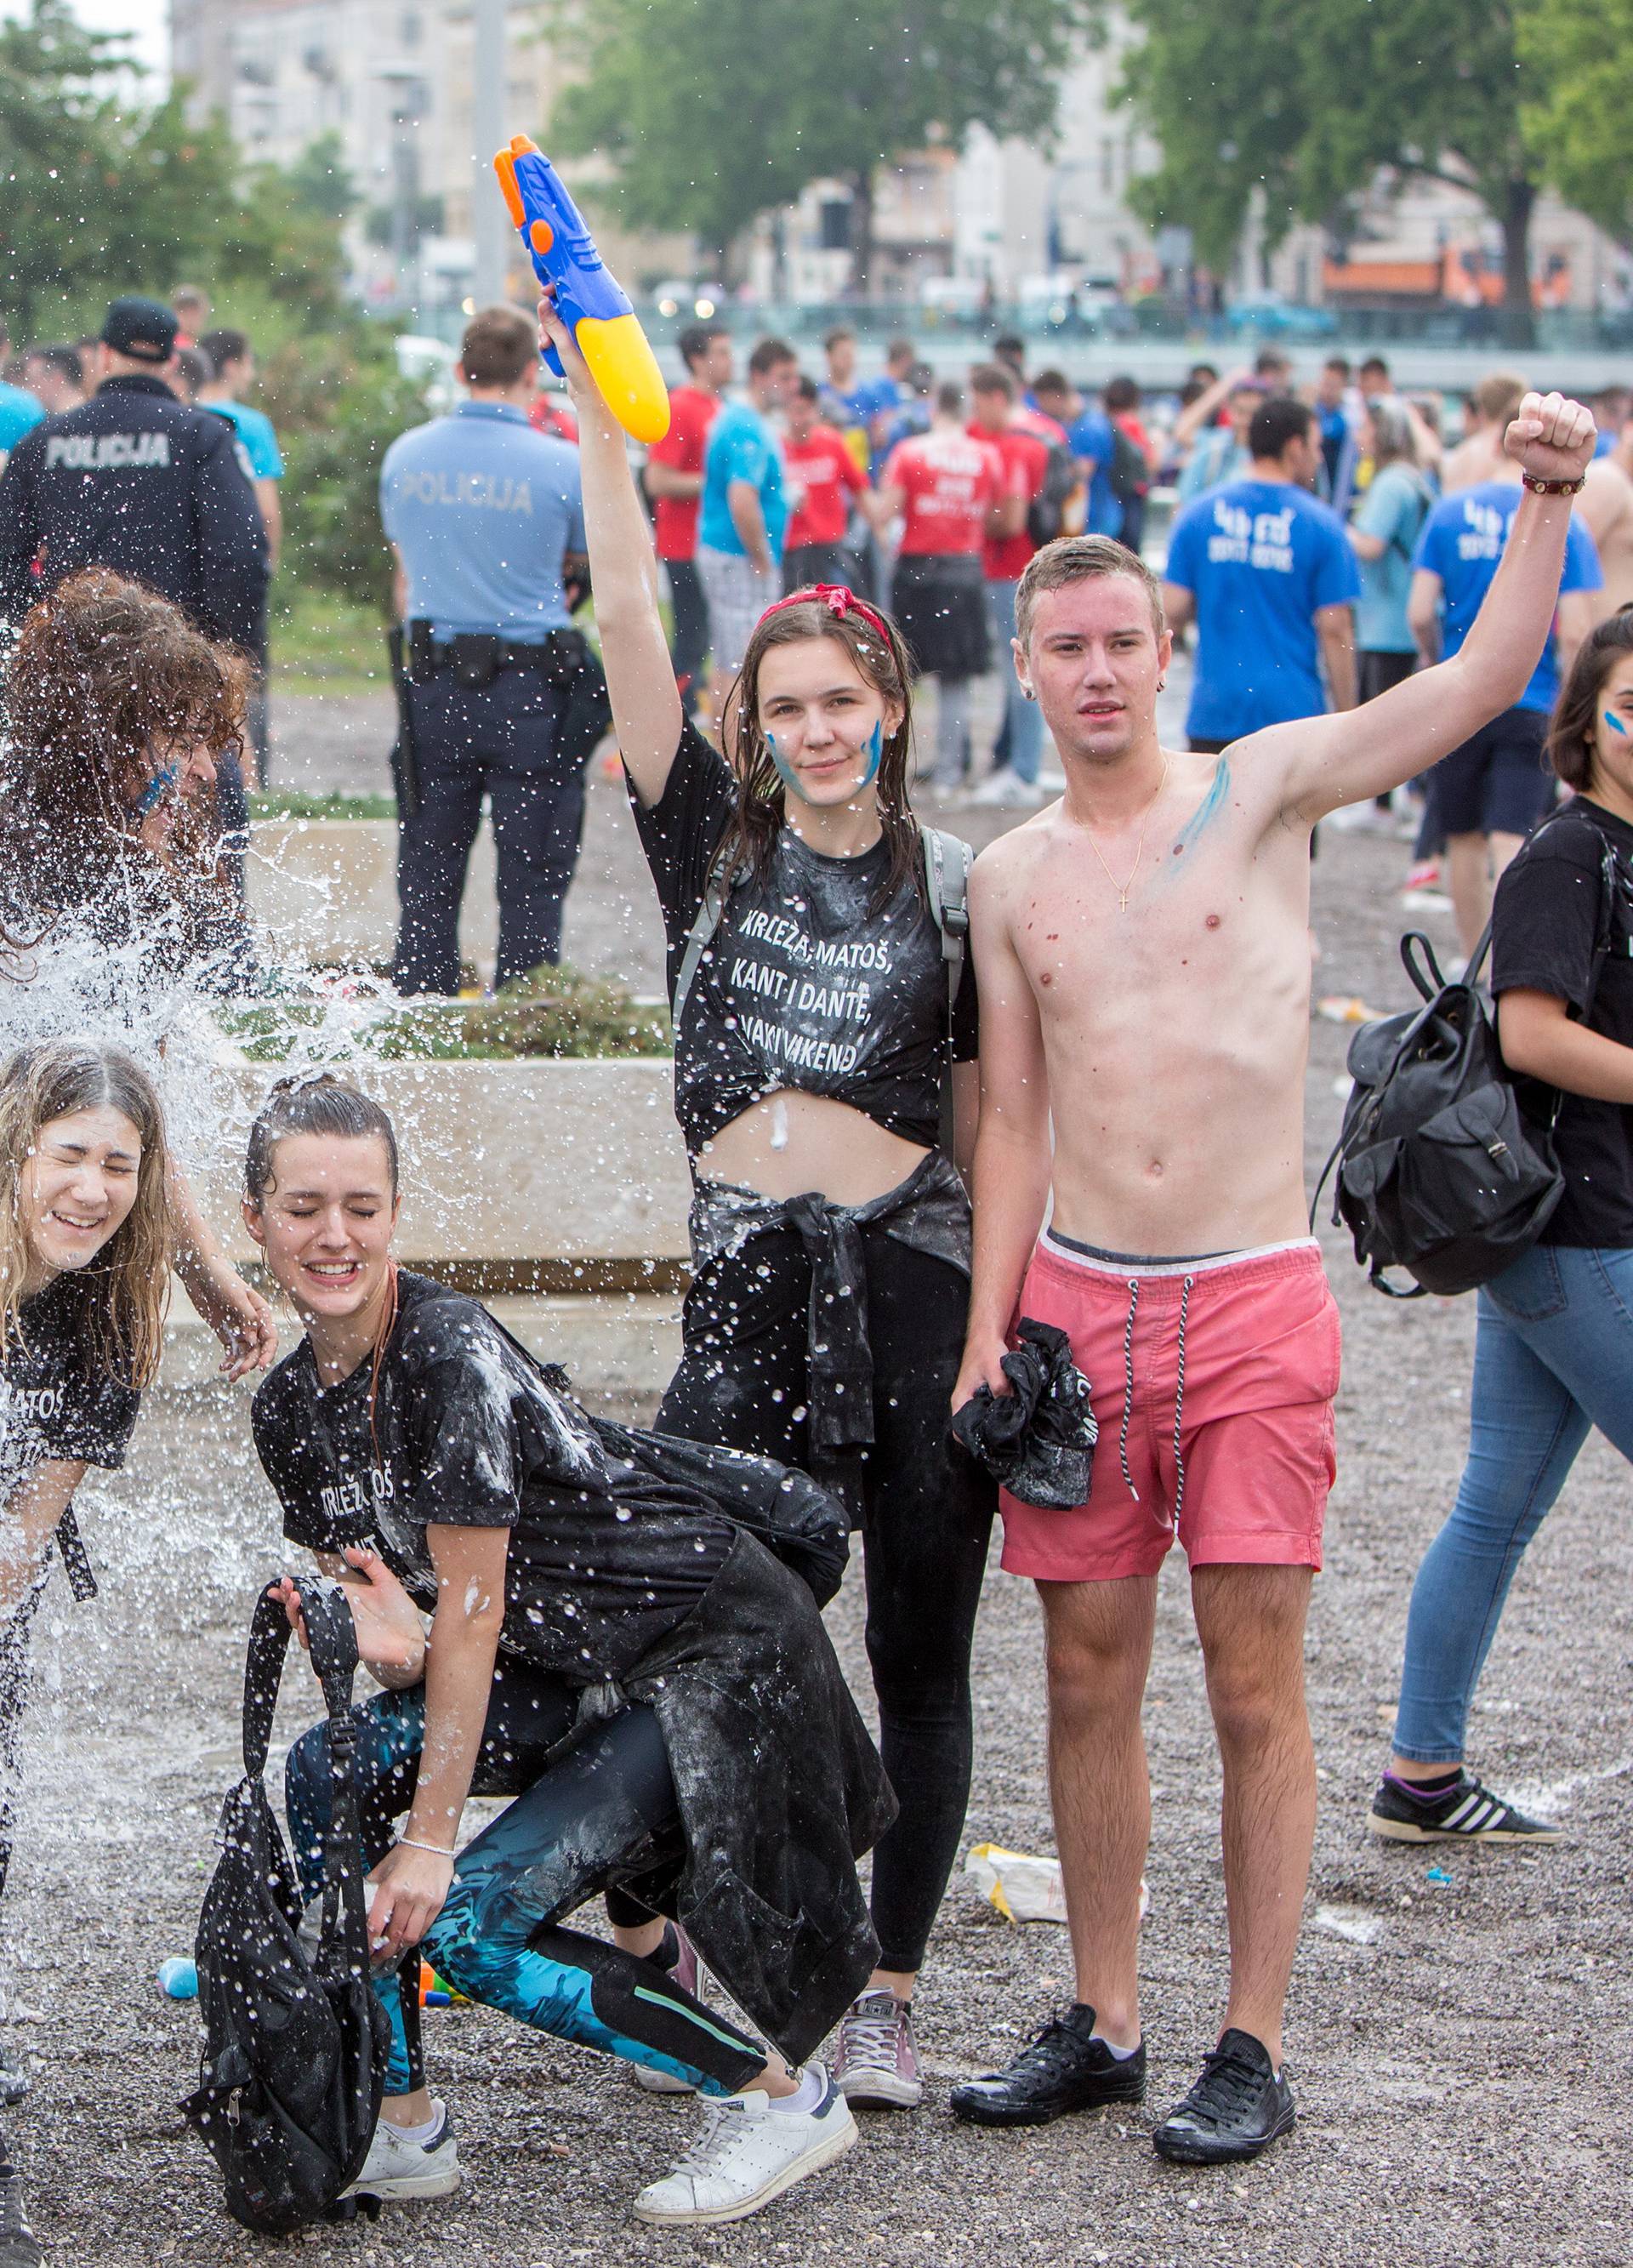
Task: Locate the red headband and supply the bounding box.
[759,582,893,646]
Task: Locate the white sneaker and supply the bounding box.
[342,2101,462,2202]
[968,770,1045,809]
[631,2066,856,2225]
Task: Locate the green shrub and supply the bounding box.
[219,963,670,1063]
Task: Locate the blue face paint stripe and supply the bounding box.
[1606,711,1628,736]
[768,720,883,801]
[131,762,179,820]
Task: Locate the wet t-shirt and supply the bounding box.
[630,721,980,1158]
[253,1272,732,1683]
[0,1274,141,1496]
[1493,797,1633,1247]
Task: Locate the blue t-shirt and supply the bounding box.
[379,402,585,641]
[1065,407,1123,539]
[1413,480,1604,713]
[698,399,788,561]
[1352,462,1434,654]
[207,399,284,479]
[1164,477,1362,742]
[0,380,44,461]
[1176,428,1249,504]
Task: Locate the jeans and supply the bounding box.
[985,578,1044,784]
[657,1228,993,1975]
[395,667,585,995]
[1392,1241,1633,1764]
[285,1679,763,2099]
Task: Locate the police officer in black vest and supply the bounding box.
[380,305,599,996]
[0,295,270,873]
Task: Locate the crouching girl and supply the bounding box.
[246,1074,893,2229]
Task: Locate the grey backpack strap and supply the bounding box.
[920,824,971,1020]
[670,851,740,1034]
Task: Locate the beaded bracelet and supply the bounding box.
[1522,472,1586,495]
[397,1836,457,1859]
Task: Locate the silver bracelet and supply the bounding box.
[396,1836,456,1859]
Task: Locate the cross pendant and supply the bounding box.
[1117,891,1129,913]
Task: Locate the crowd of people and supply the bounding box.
[0,273,1627,2264]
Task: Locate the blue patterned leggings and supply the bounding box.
[284,1677,763,2098]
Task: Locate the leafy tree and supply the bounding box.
[549,0,1095,283]
[1517,0,1633,249]
[1120,0,1556,345]
[0,0,346,338]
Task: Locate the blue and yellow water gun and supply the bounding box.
[493,134,671,446]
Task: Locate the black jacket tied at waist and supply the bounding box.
[688,1151,973,1519]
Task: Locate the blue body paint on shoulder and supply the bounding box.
[1169,756,1231,858]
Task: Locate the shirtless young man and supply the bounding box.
[947,391,1596,2166]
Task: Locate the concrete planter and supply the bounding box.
[205,1056,691,1274]
[248,815,498,966]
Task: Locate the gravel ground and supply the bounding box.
[9,693,1632,2265]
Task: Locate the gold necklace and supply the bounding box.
[1083,755,1170,912]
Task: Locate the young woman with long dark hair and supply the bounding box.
[1371,607,1633,1845]
[0,1039,173,2268]
[248,1075,893,2226]
[541,294,994,2111]
[0,568,274,1380]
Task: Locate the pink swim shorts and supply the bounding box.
[998,1234,1341,1584]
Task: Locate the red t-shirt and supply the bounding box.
[529,395,580,445]
[645,384,720,561]
[970,420,1052,580]
[784,423,867,549]
[885,429,1001,556]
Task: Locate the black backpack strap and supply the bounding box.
[669,848,738,1034]
[242,1581,359,1783]
[921,825,972,1159]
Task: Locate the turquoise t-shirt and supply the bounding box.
[698,400,788,560]
[1352,462,1433,654]
[0,380,44,464]
[207,399,284,480]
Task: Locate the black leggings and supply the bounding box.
[658,1227,993,1975]
[286,1668,764,2097]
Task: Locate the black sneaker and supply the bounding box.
[1368,1770,1561,1845]
[950,2004,1146,2128]
[0,2171,42,2267]
[1153,2030,1294,2165]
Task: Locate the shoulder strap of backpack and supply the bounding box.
[242,1581,358,1785]
[920,823,971,1019]
[670,847,740,1034]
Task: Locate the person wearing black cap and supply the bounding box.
[0,297,270,879]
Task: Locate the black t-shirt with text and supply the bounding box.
[1493,795,1633,1246]
[252,1271,733,1682]
[631,721,979,1159]
[0,1273,141,1497]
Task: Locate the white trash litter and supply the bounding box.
[964,1844,1150,1926]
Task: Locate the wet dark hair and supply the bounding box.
[1103,374,1141,413]
[1547,605,1633,791]
[717,596,921,912]
[245,1074,400,1206]
[678,322,727,370]
[0,567,247,957]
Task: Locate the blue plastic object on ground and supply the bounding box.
[158,1956,199,1999]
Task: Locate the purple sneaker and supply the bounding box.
[635,1923,710,2095]
[833,1990,923,2110]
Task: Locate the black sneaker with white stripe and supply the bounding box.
[1368,1770,1561,1844]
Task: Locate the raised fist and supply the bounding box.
[1504,390,1596,485]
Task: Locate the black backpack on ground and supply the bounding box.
[184,1583,389,2234]
[1313,926,1563,1297]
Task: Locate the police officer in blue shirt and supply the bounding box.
[382,305,594,997]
